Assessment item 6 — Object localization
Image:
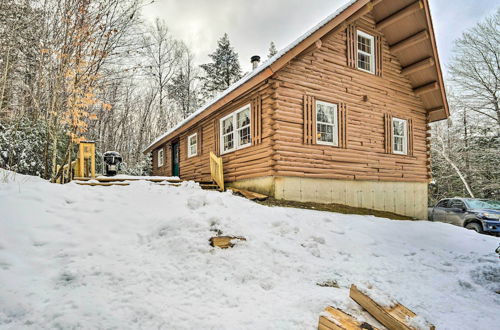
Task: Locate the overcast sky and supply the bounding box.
[142,0,499,74]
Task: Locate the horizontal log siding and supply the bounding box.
[272,13,429,183]
[152,145,171,177]
[153,81,275,182]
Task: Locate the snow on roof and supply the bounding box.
[144,0,358,153]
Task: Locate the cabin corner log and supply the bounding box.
[209,236,247,249]
[349,285,435,330]
[319,306,380,330]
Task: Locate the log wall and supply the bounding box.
[271,12,430,183]
[152,12,430,187]
[152,81,276,182]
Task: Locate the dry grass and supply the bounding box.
[257,197,414,221]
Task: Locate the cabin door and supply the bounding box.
[172,141,180,177]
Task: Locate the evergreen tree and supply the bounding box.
[268,41,278,59]
[200,33,242,100]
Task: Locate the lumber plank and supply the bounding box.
[349,285,435,330]
[75,182,130,187]
[229,188,268,201]
[209,236,247,249]
[319,306,380,330]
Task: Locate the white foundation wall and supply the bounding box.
[228,176,428,219]
[274,177,428,219]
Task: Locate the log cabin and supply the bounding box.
[144,0,449,219]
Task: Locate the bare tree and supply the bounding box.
[449,8,500,130]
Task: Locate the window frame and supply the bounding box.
[157,148,164,168]
[220,104,252,155]
[315,100,339,147]
[356,30,376,75]
[187,133,198,158]
[392,117,408,155]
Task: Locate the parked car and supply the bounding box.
[428,198,500,235]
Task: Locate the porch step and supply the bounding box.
[200,183,220,190]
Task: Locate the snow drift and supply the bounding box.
[0,171,498,329]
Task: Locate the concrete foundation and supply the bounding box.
[227,176,428,219]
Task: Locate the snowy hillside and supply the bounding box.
[0,170,499,329]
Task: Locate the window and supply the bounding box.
[392,118,408,155]
[436,199,449,208]
[357,30,375,74]
[220,105,251,154]
[187,133,198,158]
[450,199,466,210]
[316,101,338,146]
[157,148,164,167]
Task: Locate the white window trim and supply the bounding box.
[187,133,198,158]
[392,117,408,155]
[356,30,375,74]
[157,149,164,167]
[315,100,339,147]
[220,104,252,155]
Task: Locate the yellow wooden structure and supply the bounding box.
[57,141,96,184]
[209,152,224,191]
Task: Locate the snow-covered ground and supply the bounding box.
[0,170,499,329]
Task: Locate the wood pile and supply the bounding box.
[319,284,435,330]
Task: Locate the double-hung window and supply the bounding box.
[187,133,198,158]
[157,148,164,167]
[220,104,251,154]
[316,101,338,146]
[392,118,408,155]
[357,30,375,74]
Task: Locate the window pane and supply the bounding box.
[358,53,371,72]
[394,136,403,152]
[223,117,233,134]
[223,133,234,151]
[393,120,404,136]
[317,123,334,143]
[238,126,251,146]
[237,109,250,128]
[189,136,196,146]
[317,103,336,124]
[357,35,372,53]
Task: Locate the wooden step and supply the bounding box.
[349,285,435,330]
[75,182,130,187]
[200,184,219,190]
[74,177,182,183]
[319,306,379,330]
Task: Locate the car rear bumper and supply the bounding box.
[483,220,500,233]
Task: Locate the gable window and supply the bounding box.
[220,104,251,154]
[316,101,338,146]
[187,133,198,158]
[157,148,164,167]
[357,30,375,74]
[392,118,408,155]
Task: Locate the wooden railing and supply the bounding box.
[56,160,77,184]
[209,152,224,191]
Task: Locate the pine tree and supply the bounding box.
[200,33,242,100]
[268,41,278,59]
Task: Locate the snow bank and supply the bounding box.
[0,175,499,329]
[0,169,46,184]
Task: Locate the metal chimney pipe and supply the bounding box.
[251,55,261,70]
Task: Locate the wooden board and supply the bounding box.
[73,177,182,183]
[209,236,246,249]
[75,182,130,187]
[319,306,379,330]
[349,285,435,330]
[230,188,268,201]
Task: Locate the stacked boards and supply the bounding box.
[319,285,435,330]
